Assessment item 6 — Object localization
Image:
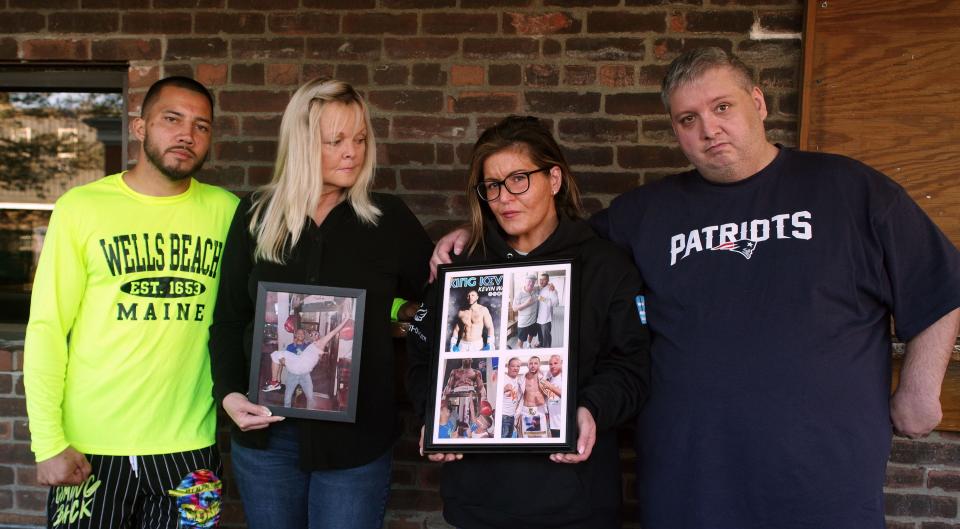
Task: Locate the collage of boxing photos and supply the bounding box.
[425,260,575,452]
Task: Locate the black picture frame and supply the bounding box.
[249,281,365,422]
[423,259,577,453]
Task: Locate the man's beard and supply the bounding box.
[143,132,207,181]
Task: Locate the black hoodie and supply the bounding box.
[407,217,651,529]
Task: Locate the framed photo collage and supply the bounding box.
[424,259,576,453]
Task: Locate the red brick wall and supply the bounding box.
[2,2,958,528]
[2,1,802,238]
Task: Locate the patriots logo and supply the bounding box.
[710,239,758,259]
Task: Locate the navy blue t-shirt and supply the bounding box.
[594,147,960,529]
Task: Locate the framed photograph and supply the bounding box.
[423,259,576,453]
[249,282,365,422]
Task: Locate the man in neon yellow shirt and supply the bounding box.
[24,77,239,528]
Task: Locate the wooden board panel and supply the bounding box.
[799,0,960,246]
[802,2,960,431]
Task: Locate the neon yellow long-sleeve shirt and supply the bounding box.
[24,173,239,461]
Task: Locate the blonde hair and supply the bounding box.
[249,78,380,263]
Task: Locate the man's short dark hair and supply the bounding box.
[141,76,214,119]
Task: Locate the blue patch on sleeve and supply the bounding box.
[635,295,647,324]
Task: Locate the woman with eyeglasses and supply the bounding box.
[406,115,651,529]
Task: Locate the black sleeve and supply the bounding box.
[577,264,651,430]
[874,186,960,341]
[389,195,434,302]
[208,198,256,405]
[386,194,437,422]
[405,281,439,422]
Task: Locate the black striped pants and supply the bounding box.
[46,445,222,529]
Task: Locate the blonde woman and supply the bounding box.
[208,78,432,529]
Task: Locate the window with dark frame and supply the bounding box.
[0,67,128,324]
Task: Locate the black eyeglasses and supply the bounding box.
[475,167,550,202]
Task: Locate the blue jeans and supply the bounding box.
[501,414,516,438]
[284,371,314,408]
[537,321,552,347]
[230,421,392,529]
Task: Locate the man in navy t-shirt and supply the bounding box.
[593,47,960,529]
[430,47,960,528]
